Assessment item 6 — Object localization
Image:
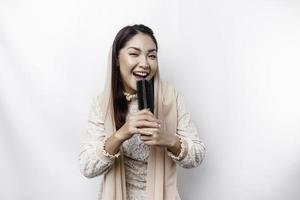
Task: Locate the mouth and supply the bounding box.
[132,71,149,80]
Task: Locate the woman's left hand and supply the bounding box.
[140,127,176,148]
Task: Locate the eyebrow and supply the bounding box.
[127,47,157,53]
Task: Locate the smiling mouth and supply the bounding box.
[132,71,149,80]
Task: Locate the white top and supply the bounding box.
[79,91,206,200]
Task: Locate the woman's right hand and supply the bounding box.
[115,109,161,142]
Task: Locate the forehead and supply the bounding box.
[124,33,156,50]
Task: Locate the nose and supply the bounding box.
[139,56,150,69]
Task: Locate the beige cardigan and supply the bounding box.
[79,86,206,199]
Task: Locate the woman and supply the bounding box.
[79,24,206,200]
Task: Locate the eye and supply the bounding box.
[129,53,138,57]
[149,55,156,59]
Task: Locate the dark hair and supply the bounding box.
[111,24,158,130]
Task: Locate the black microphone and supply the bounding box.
[136,79,154,113]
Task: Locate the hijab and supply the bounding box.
[100,47,178,200]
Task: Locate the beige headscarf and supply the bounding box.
[100,47,178,200]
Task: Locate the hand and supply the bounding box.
[140,127,178,149]
[116,109,161,142]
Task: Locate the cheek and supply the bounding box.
[150,64,158,77]
[119,67,126,78]
[119,68,130,84]
[120,63,132,76]
[119,55,135,73]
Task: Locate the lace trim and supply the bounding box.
[102,136,120,159]
[123,91,137,101]
[167,134,187,161]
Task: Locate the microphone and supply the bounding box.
[136,79,154,113]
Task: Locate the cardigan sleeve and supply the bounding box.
[79,93,116,178]
[167,90,206,168]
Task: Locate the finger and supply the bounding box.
[135,121,160,128]
[136,109,157,119]
[143,140,155,146]
[139,128,159,135]
[131,108,151,116]
[136,115,159,123]
[139,108,153,115]
[131,110,161,125]
[129,113,160,124]
[138,129,153,136]
[140,135,153,141]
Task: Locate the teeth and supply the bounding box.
[133,71,148,77]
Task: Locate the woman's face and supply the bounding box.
[118,33,158,94]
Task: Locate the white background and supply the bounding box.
[1,0,300,199]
